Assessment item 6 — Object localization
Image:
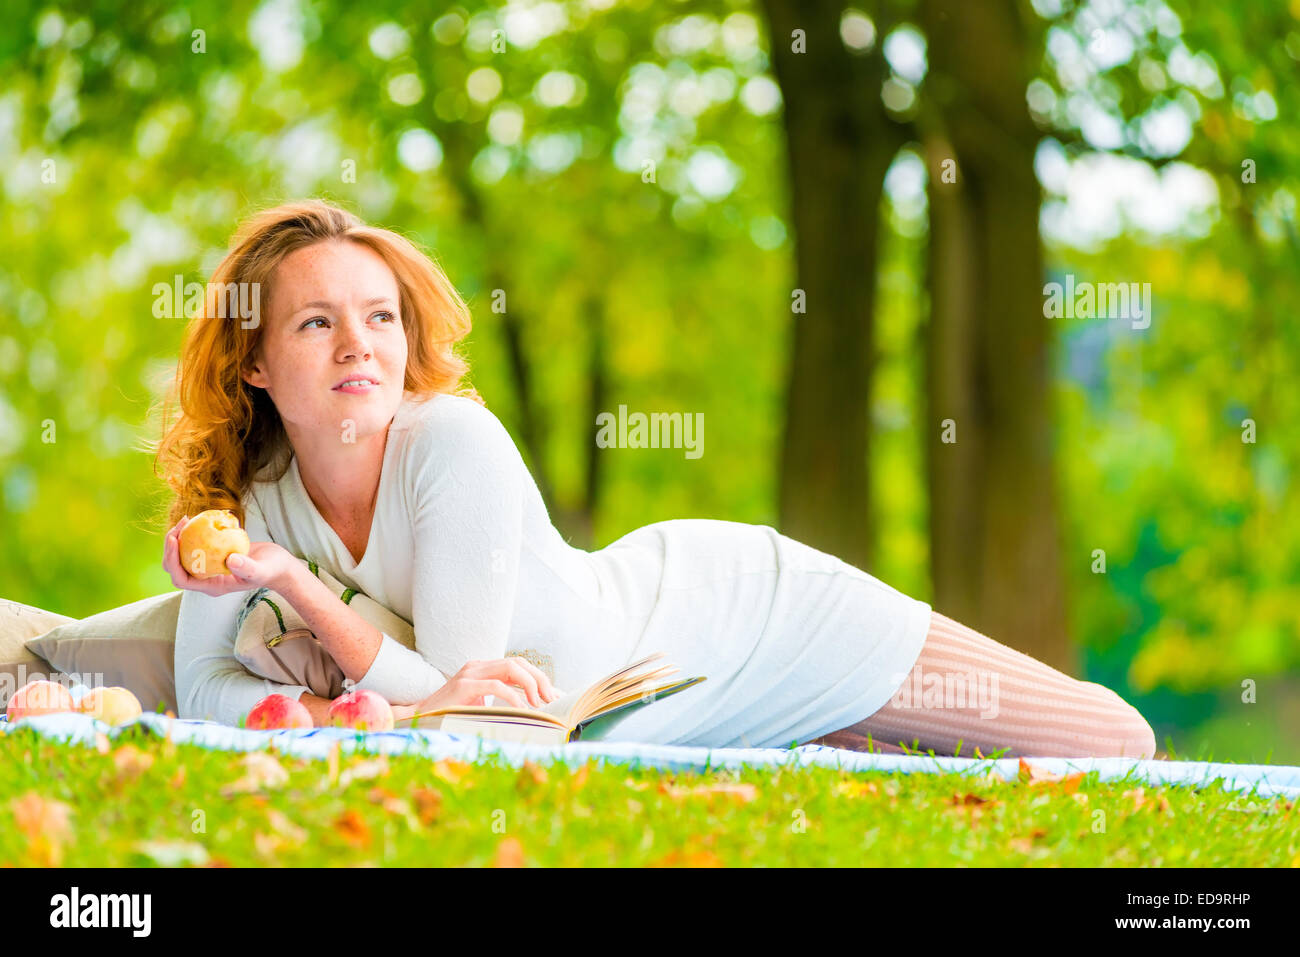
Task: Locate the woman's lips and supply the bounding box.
[333,380,378,394]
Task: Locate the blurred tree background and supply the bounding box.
[0,0,1296,760]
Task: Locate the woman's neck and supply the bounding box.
[292,424,389,523]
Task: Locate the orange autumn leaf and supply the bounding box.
[835,779,880,798]
[10,792,74,867]
[517,760,548,788]
[951,792,995,806]
[432,759,472,785]
[112,744,155,781]
[333,809,372,848]
[1122,787,1148,811]
[493,836,525,868]
[649,847,725,867]
[411,788,442,825]
[366,786,416,825]
[569,762,591,790]
[1018,760,1087,792]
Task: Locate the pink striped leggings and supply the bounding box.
[811,611,1158,759]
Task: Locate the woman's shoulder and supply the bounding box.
[397,391,515,452]
[395,390,522,473]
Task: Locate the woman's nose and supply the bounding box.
[336,317,373,358]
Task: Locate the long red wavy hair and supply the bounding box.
[142,199,484,531]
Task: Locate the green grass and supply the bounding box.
[1,725,1297,866]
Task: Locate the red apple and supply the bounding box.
[7,680,77,721]
[327,690,394,731]
[246,693,313,730]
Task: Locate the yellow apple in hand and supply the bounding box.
[77,687,143,725]
[179,509,251,579]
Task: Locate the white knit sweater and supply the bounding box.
[175,393,650,726]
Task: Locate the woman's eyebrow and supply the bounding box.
[293,296,395,314]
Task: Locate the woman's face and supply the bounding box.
[243,239,408,448]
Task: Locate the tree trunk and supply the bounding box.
[921,0,1073,672]
[760,0,905,573]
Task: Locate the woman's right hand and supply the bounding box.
[163,515,259,598]
[415,658,561,713]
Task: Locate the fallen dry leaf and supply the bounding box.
[649,846,724,867]
[267,809,308,845]
[411,788,442,825]
[11,792,74,866]
[517,760,548,788]
[493,836,525,867]
[1122,787,1148,811]
[133,839,209,867]
[366,786,420,830]
[338,756,389,788]
[835,780,880,798]
[221,752,290,796]
[112,744,155,781]
[569,763,591,789]
[432,759,472,785]
[333,809,372,848]
[659,782,758,804]
[253,831,286,859]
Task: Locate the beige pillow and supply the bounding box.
[0,599,75,709]
[26,592,182,715]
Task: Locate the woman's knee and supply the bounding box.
[1085,682,1156,759]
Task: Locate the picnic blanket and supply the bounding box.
[4,695,1299,800]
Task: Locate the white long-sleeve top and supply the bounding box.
[175,392,652,726]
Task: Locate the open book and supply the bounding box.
[408,652,706,745]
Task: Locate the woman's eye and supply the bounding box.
[300,313,396,330]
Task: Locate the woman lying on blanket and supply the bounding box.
[154,199,1156,758]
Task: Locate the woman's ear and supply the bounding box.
[242,347,270,390]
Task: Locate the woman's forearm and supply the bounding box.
[275,560,383,684]
[298,692,337,727]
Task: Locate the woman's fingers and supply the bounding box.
[500,659,544,708]
[516,658,558,703]
[462,679,526,710]
[496,658,556,706]
[460,657,558,706]
[505,656,557,703]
